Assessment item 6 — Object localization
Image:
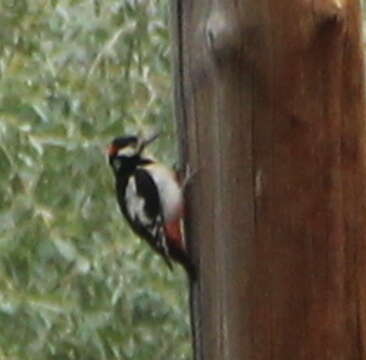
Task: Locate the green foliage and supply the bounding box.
[0,1,190,359]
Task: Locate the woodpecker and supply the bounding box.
[108,133,194,277]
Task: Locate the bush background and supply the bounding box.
[0,1,190,359]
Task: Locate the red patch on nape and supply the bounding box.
[107,144,119,156]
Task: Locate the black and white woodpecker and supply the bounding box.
[108,133,194,277]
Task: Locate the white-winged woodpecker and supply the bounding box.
[108,133,194,277]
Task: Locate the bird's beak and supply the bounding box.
[138,131,160,151]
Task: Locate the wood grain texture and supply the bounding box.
[172,0,366,359]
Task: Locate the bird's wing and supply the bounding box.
[124,168,173,269]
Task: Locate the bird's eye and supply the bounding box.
[117,145,137,157]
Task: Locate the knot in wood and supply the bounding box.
[205,11,241,64]
[313,0,345,26]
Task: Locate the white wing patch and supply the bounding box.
[125,176,152,226]
[143,163,182,222]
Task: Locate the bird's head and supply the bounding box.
[108,132,159,173]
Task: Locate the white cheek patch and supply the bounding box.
[117,146,137,157]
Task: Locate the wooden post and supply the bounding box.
[172,0,366,359]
